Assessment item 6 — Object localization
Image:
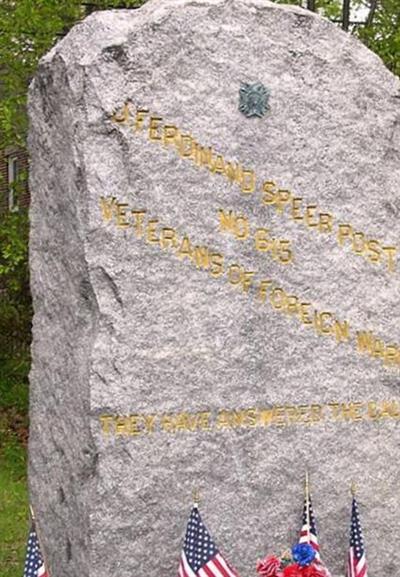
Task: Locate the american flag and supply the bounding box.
[178,505,240,577]
[346,497,368,577]
[299,492,321,561]
[23,523,49,577]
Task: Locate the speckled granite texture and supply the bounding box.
[28,1,400,576]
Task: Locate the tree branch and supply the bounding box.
[366,0,379,27]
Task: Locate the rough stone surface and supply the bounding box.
[28,1,400,576]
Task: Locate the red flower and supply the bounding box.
[283,564,302,577]
[303,564,330,577]
[282,563,329,577]
[256,555,282,577]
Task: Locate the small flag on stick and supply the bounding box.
[346,486,368,577]
[298,471,321,561]
[23,508,49,577]
[177,499,240,577]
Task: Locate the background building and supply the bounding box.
[0,148,29,213]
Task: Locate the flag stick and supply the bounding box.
[29,503,51,576]
[350,481,357,497]
[305,470,311,543]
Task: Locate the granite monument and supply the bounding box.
[28,1,400,576]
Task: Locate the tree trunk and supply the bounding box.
[342,0,351,30]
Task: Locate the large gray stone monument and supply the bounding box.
[28,1,400,576]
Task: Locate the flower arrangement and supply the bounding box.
[256,544,331,577]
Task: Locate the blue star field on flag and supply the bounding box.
[23,523,48,577]
[178,505,239,577]
[347,497,367,577]
[184,506,217,571]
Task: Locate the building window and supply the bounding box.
[7,156,19,212]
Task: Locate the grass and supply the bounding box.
[0,356,29,576]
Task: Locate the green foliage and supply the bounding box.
[0,357,30,412]
[0,1,81,149]
[86,0,147,8]
[0,209,31,353]
[273,0,343,20]
[0,435,28,577]
[358,0,400,76]
[0,358,29,577]
[316,0,342,21]
[0,211,29,293]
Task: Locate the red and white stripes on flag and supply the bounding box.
[178,506,240,577]
[346,497,368,577]
[299,493,321,561]
[179,550,239,577]
[347,548,367,577]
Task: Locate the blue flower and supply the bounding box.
[292,543,316,567]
